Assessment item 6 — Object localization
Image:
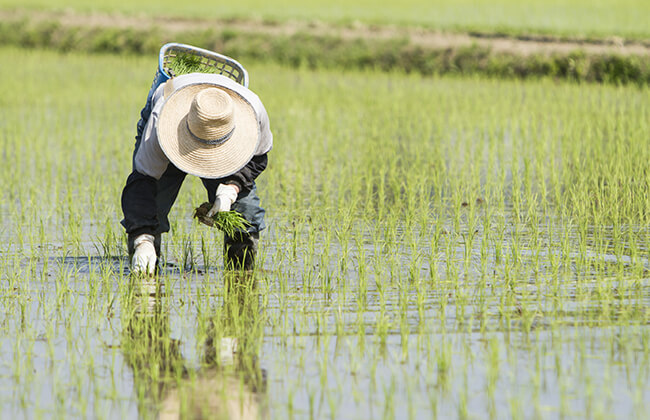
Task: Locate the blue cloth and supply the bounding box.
[131,77,161,169]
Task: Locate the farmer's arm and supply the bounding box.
[121,90,171,236]
[218,97,273,193]
[218,153,268,193]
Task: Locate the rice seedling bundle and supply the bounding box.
[167,52,222,77]
[193,202,250,237]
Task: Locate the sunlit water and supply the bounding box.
[0,208,648,420]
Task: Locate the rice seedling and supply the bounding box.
[193,202,250,237]
[165,52,232,78]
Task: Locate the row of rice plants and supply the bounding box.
[0,47,647,418]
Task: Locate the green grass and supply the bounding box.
[2,0,650,39]
[0,46,648,418]
[2,20,649,85]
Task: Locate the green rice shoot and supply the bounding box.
[193,202,250,237]
[167,52,220,77]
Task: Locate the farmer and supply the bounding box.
[120,71,273,275]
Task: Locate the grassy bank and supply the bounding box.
[1,18,649,85]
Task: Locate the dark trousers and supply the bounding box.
[121,164,265,270]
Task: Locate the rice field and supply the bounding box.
[0,46,649,419]
[2,0,650,39]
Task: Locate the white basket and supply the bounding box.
[151,43,249,89]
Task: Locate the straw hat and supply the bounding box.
[157,82,260,179]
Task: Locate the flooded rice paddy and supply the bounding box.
[0,47,648,419]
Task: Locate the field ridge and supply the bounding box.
[3,9,650,85]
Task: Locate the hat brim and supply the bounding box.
[157,82,260,179]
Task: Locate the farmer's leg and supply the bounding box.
[202,181,266,270]
[226,184,266,270]
[122,164,187,258]
[154,164,188,237]
[122,170,158,258]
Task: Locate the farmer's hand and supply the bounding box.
[207,184,239,217]
[131,234,157,275]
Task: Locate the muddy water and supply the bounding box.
[0,214,648,420]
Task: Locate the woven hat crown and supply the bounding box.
[156,79,260,179]
[187,88,235,144]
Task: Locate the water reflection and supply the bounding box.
[121,273,267,420]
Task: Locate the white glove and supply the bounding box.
[131,234,157,275]
[207,184,239,217]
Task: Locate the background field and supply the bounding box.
[2,0,650,38]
